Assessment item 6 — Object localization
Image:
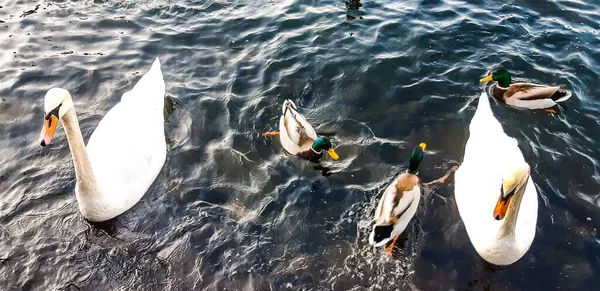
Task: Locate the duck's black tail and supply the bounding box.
[550,89,572,102]
[372,224,394,244]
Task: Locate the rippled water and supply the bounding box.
[1,0,600,290]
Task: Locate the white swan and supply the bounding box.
[454,92,538,265]
[39,57,166,222]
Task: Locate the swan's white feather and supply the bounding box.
[454,92,538,265]
[80,58,166,221]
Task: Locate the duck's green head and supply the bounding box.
[312,137,339,160]
[407,143,426,175]
[406,142,427,175]
[480,69,512,88]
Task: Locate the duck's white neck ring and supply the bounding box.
[405,169,418,175]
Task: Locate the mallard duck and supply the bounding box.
[263,99,339,161]
[480,69,571,110]
[454,92,538,265]
[39,58,167,222]
[369,143,426,254]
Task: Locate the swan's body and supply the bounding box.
[40,58,166,222]
[454,92,538,265]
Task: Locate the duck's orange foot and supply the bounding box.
[385,235,399,256]
[544,109,557,114]
[262,131,280,137]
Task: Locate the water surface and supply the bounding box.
[1,0,600,290]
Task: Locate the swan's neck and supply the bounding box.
[61,108,101,197]
[497,188,525,239]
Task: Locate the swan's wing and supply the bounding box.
[86,58,166,203]
[515,177,538,248]
[455,93,506,225]
[456,92,538,251]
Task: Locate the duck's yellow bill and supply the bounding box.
[480,75,493,83]
[40,115,58,147]
[493,194,511,220]
[327,148,339,160]
[419,143,426,151]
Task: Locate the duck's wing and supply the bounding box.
[505,83,570,109]
[279,101,317,154]
[374,174,416,225]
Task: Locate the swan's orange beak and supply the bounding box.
[40,115,58,147]
[494,167,529,220]
[493,193,511,220]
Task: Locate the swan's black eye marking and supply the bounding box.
[45,103,62,120]
[500,176,529,201]
[500,183,515,201]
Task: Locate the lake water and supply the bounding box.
[1,0,600,290]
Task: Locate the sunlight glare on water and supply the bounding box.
[0,0,600,290]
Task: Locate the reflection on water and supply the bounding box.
[346,0,363,20]
[0,0,599,290]
[313,164,333,177]
[346,0,362,10]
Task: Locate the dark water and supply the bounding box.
[1,0,600,290]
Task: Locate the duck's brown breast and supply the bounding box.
[493,86,507,102]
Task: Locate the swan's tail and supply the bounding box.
[474,92,491,115]
[468,91,506,136]
[471,92,494,124]
[121,57,166,108]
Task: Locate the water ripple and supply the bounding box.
[1,0,600,290]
